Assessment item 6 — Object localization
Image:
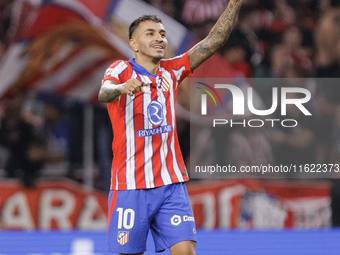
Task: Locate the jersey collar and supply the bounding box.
[128,58,158,78]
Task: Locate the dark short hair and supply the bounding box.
[129,15,162,39]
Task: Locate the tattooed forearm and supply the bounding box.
[188,0,242,71]
[98,81,123,103]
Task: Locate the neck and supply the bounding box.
[135,55,160,75]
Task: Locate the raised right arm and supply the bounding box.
[188,0,242,71]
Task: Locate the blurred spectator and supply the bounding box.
[0,99,42,187]
[0,40,5,58]
[314,7,340,165]
[315,7,340,78]
[269,66,319,170]
[230,126,273,169]
[234,4,267,67]
[0,0,12,46]
[252,44,290,112]
[281,26,314,75]
[94,106,113,191]
[182,0,228,39]
[65,105,84,181]
[270,1,296,34]
[254,43,291,78]
[270,92,318,171]
[182,0,227,27]
[143,0,180,20]
[314,7,340,226]
[219,31,252,77]
[25,102,71,178]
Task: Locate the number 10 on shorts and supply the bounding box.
[117,208,135,229]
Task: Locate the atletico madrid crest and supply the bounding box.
[161,76,170,92]
[117,231,129,245]
[157,73,170,92]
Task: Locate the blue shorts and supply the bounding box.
[107,182,197,254]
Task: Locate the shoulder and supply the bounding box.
[108,60,129,67]
[160,52,191,72]
[107,60,129,70]
[161,53,188,64]
[104,60,132,82]
[160,52,193,81]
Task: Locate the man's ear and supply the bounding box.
[129,39,138,52]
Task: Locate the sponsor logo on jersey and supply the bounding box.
[105,68,113,76]
[183,215,195,222]
[147,100,164,126]
[117,231,129,245]
[170,215,195,226]
[137,124,172,137]
[171,215,182,226]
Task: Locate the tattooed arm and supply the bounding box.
[188,0,242,71]
[98,79,144,103]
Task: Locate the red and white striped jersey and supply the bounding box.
[102,52,192,190]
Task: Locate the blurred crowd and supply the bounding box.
[0,0,12,56]
[144,0,340,79]
[0,95,112,190]
[1,0,340,195]
[0,97,70,187]
[174,0,340,171]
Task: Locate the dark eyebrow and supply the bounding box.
[145,28,155,33]
[144,28,166,34]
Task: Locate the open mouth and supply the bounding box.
[153,45,164,50]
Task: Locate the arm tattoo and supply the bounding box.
[98,81,124,103]
[188,0,242,71]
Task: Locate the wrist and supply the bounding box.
[118,82,127,95]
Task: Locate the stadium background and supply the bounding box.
[1,0,340,254]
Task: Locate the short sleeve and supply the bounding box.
[178,52,193,83]
[101,60,128,85]
[174,52,193,84]
[161,52,193,85]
